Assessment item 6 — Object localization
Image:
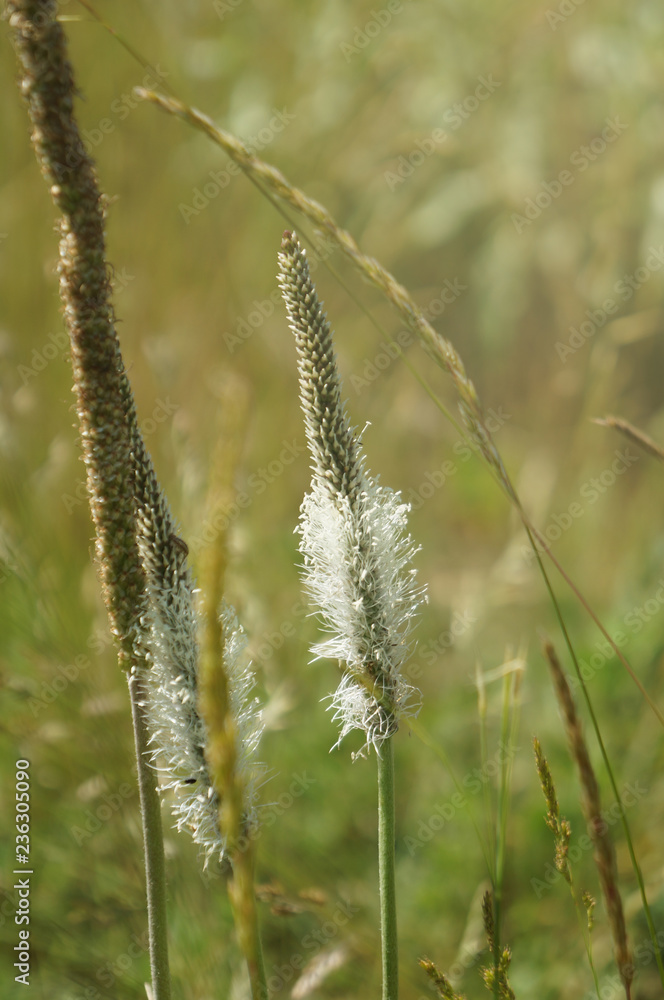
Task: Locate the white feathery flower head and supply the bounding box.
[278,231,426,756]
[141,595,263,864]
[132,436,263,863]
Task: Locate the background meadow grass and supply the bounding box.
[1,1,664,997]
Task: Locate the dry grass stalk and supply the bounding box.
[137,87,514,501]
[9,0,146,664]
[593,415,664,463]
[544,641,633,999]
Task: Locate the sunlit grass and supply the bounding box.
[2,1,664,998]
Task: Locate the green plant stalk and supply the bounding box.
[128,671,172,1000]
[378,737,399,1000]
[196,380,267,1000]
[228,842,268,1000]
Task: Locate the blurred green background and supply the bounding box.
[2,1,664,997]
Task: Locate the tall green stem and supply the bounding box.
[378,737,398,1000]
[129,671,172,1000]
[228,844,268,1000]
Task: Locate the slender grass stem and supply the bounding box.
[128,670,172,1000]
[197,383,267,1000]
[228,844,268,1000]
[378,737,398,1000]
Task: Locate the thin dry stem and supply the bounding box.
[137,88,513,499]
[593,415,664,463]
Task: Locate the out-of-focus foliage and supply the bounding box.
[1,1,664,998]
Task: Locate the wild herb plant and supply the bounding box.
[8,3,266,997]
[279,230,425,998]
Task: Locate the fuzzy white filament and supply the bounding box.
[278,231,425,755]
[133,433,262,863]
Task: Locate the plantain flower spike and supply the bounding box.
[278,231,425,756]
[133,419,263,865]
